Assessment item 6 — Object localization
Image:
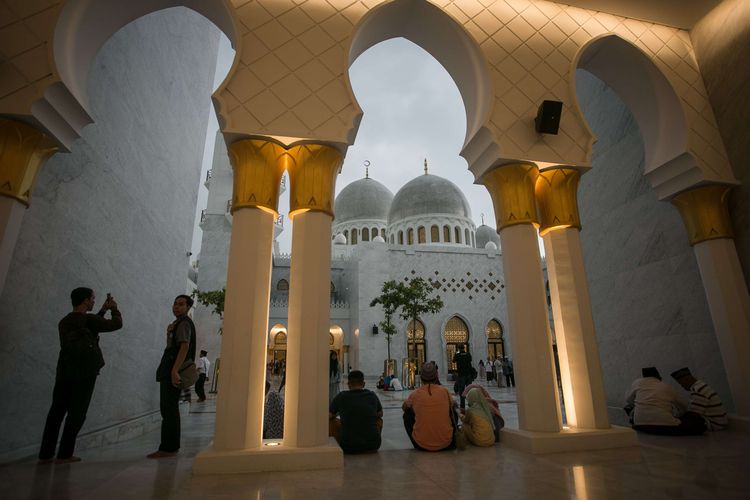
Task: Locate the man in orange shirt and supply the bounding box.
[402,362,456,451]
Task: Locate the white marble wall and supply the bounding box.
[0,9,220,457]
[353,243,509,377]
[575,69,733,411]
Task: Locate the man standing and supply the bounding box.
[329,370,383,453]
[493,357,503,388]
[195,350,210,402]
[452,344,473,409]
[670,367,728,431]
[502,357,515,387]
[39,288,123,464]
[148,295,197,458]
[624,367,705,435]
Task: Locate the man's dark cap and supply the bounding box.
[670,367,692,380]
[348,370,365,383]
[642,367,661,379]
[420,362,438,382]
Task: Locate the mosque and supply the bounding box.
[194,147,513,380]
[1,0,749,497]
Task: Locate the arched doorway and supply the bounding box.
[444,316,469,373]
[486,319,504,360]
[406,319,426,368]
[269,324,287,365]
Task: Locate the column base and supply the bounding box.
[728,414,750,433]
[501,425,638,454]
[192,439,344,475]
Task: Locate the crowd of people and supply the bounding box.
[39,288,730,463]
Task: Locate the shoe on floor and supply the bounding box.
[147,450,178,459]
[55,456,82,464]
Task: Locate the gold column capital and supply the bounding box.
[0,118,58,206]
[481,162,539,230]
[286,143,342,219]
[228,138,287,215]
[535,167,582,236]
[671,184,734,246]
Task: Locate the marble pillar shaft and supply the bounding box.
[0,197,25,295]
[284,211,334,447]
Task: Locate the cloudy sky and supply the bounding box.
[193,37,500,256]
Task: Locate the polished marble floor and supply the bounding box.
[4,380,749,499]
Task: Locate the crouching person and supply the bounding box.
[329,370,383,453]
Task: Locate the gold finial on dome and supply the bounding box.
[424,158,428,175]
[364,160,370,179]
[481,213,485,225]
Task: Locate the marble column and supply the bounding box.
[0,118,57,295]
[284,143,343,447]
[672,184,750,416]
[536,167,609,430]
[482,162,561,432]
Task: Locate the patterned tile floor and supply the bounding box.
[4,379,749,499]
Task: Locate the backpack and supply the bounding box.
[59,322,105,379]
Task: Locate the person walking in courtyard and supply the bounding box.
[478,359,486,381]
[452,344,473,409]
[670,367,728,431]
[329,370,383,453]
[38,288,123,464]
[402,362,455,451]
[329,351,341,403]
[460,388,496,447]
[502,357,515,387]
[148,295,197,458]
[195,350,210,402]
[493,357,503,388]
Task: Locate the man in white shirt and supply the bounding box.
[195,350,210,402]
[493,358,503,388]
[624,367,705,435]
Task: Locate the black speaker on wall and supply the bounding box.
[372,325,379,335]
[535,100,563,135]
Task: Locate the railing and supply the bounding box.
[270,297,349,309]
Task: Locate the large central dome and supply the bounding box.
[388,174,472,224]
[334,177,393,223]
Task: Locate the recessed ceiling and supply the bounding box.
[554,0,723,29]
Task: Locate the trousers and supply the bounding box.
[39,374,97,459]
[158,380,182,452]
[195,373,207,401]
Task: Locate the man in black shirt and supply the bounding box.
[38,287,123,464]
[329,370,383,454]
[453,344,473,409]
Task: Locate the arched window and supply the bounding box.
[418,226,426,244]
[381,228,386,239]
[464,228,470,246]
[398,230,404,245]
[454,226,461,244]
[351,229,358,244]
[277,279,289,291]
[343,229,349,243]
[273,330,288,364]
[443,225,451,242]
[444,316,470,372]
[486,319,504,360]
[407,319,426,367]
[362,227,370,241]
[471,232,475,248]
[371,228,378,240]
[431,225,439,242]
[407,228,414,245]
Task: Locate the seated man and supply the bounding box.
[671,367,728,431]
[402,362,455,451]
[624,367,705,435]
[329,370,383,454]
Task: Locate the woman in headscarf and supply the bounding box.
[329,351,341,403]
[461,383,504,442]
[460,388,496,447]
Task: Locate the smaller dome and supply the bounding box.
[484,241,497,250]
[372,235,385,243]
[333,233,347,245]
[475,224,500,249]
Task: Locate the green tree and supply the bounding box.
[395,277,444,362]
[192,288,225,333]
[370,280,401,364]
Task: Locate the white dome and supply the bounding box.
[372,235,385,243]
[475,224,500,248]
[333,233,347,245]
[484,241,497,250]
[388,174,472,224]
[334,177,393,223]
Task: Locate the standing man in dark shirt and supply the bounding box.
[329,370,383,454]
[453,344,473,409]
[38,287,123,464]
[148,294,196,458]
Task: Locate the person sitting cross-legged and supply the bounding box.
[670,367,728,431]
[460,388,497,447]
[402,362,456,451]
[329,370,383,454]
